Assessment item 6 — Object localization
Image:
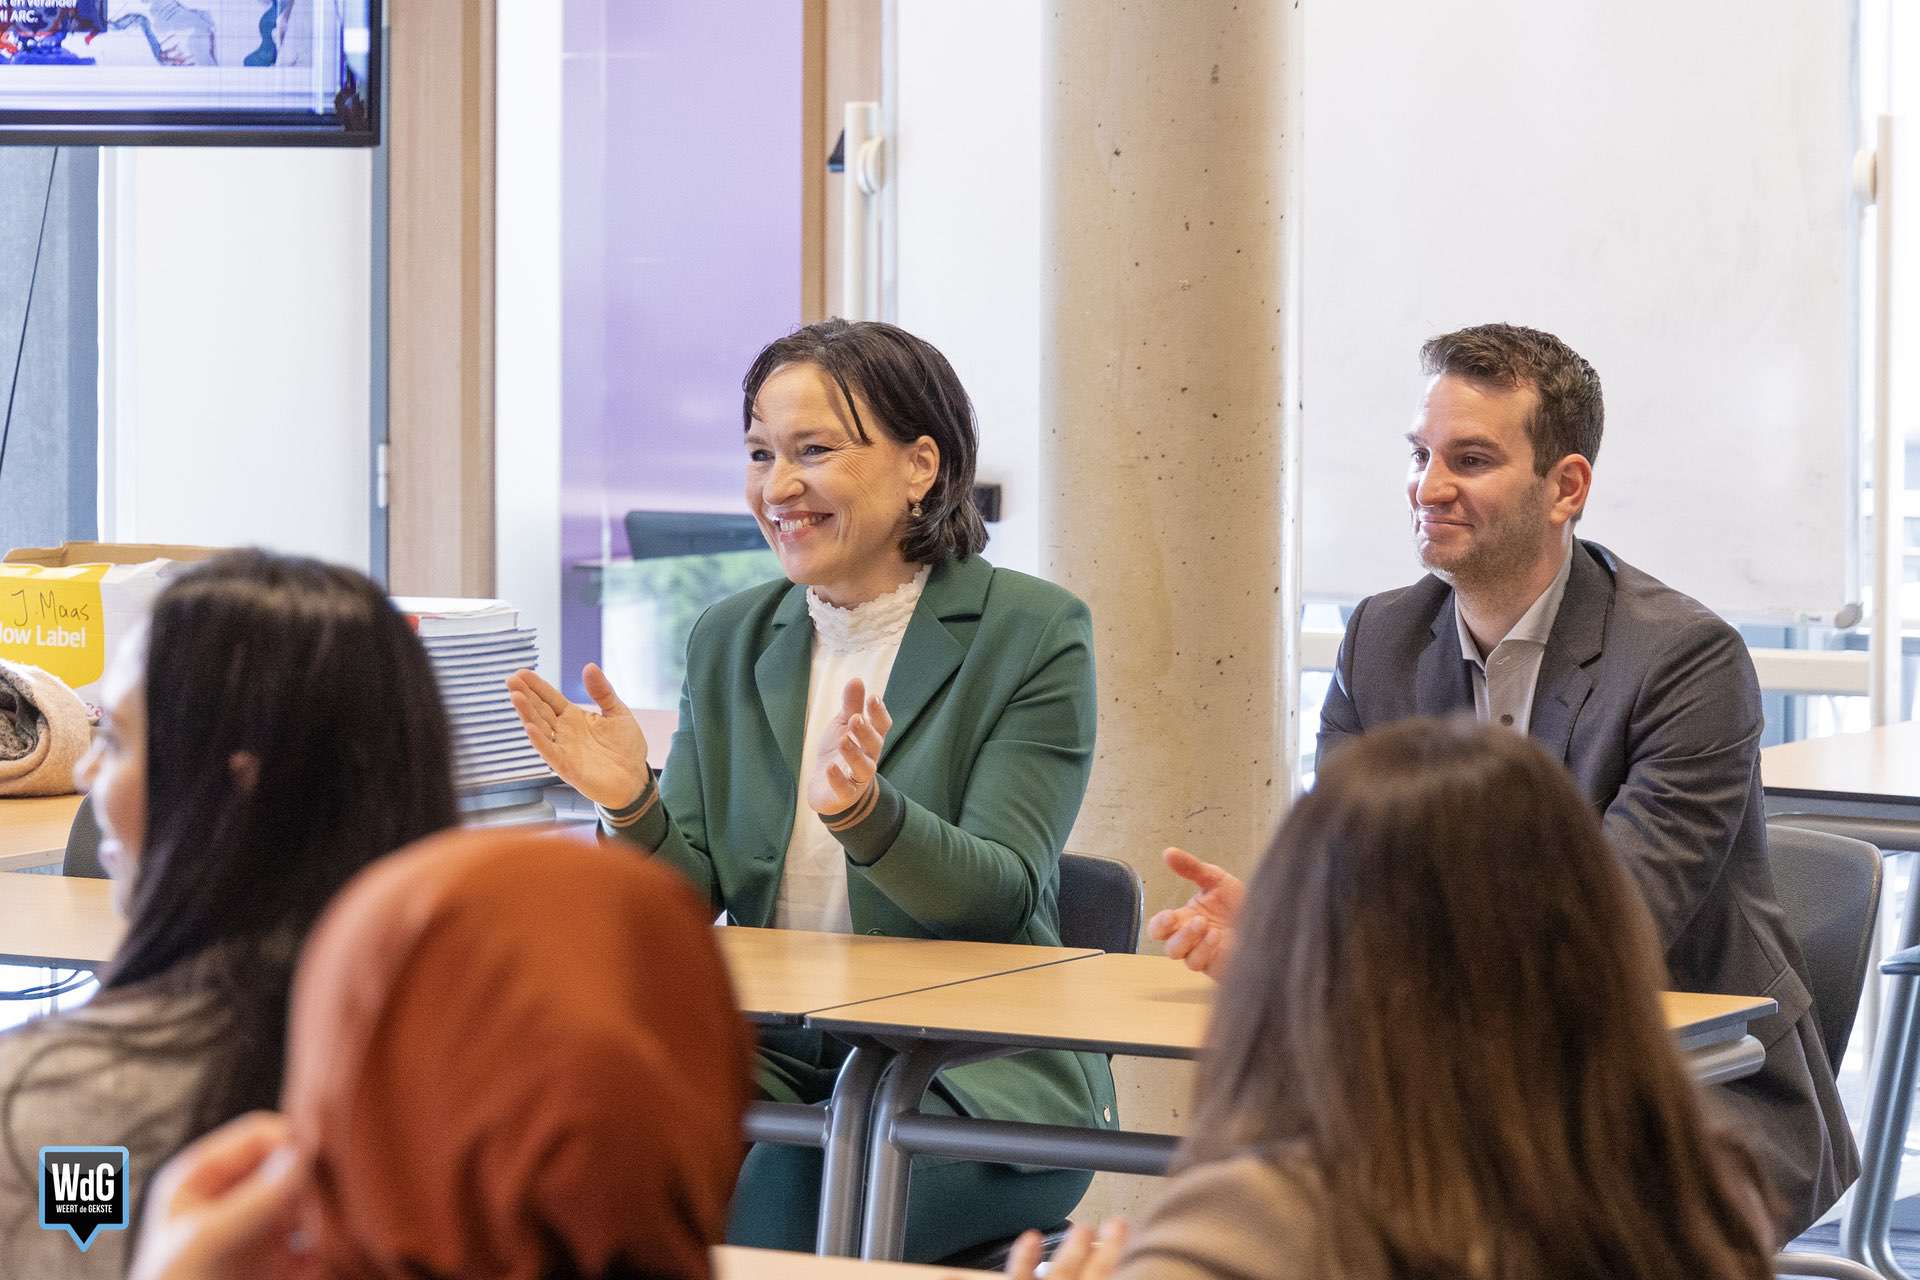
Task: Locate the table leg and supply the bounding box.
[858,1043,950,1262]
[815,1041,890,1258]
[1841,971,1920,1279]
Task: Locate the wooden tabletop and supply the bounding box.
[0,872,120,969]
[715,1246,968,1278]
[806,951,1215,1057]
[1661,991,1779,1050]
[808,952,1777,1059]
[1761,721,1920,806]
[714,927,1099,1026]
[0,794,82,872]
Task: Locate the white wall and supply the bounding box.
[892,2,1043,577]
[492,16,564,683]
[1300,3,1858,620]
[99,147,371,570]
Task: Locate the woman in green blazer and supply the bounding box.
[508,320,1117,1261]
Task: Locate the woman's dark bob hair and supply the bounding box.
[741,318,988,565]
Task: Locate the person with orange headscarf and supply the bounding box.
[129,826,756,1280]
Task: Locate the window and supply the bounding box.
[0,147,96,554]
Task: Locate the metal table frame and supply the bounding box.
[727,942,1098,1257]
[803,998,1771,1262]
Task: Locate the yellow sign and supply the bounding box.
[0,564,109,692]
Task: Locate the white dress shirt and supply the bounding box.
[1453,542,1575,735]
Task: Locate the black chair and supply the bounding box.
[1055,852,1145,957]
[62,796,106,879]
[936,852,1144,1272]
[1762,822,1884,1279]
[1765,822,1883,1070]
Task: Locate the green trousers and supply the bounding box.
[727,1028,1094,1261]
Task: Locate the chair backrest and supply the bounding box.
[62,797,107,880]
[1057,853,1143,955]
[1765,821,1883,1069]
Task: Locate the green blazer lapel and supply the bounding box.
[753,581,813,781]
[879,556,993,770]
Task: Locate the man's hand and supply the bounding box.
[1145,847,1246,980]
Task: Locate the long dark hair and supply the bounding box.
[741,319,988,565]
[1186,718,1773,1279]
[101,550,457,1134]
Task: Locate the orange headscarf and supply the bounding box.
[281,827,754,1280]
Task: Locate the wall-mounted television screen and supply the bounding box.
[0,1,378,146]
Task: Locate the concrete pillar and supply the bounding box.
[1040,0,1301,1220]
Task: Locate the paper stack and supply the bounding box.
[392,598,552,793]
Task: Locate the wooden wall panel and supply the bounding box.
[386,0,495,596]
[811,0,883,322]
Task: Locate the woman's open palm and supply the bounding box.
[806,677,893,815]
[506,664,653,809]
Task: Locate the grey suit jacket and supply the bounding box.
[1320,539,1856,1237]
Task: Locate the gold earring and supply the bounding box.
[910,500,924,519]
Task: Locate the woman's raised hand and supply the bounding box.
[506,664,653,809]
[1004,1220,1127,1280]
[807,676,892,816]
[129,1111,303,1280]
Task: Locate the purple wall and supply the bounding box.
[560,0,805,697]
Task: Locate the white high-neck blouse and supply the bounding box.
[773,566,930,933]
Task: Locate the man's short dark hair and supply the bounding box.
[1420,324,1604,474]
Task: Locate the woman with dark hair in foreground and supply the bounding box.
[0,550,458,1280]
[1016,718,1774,1279]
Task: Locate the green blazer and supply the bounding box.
[612,554,1117,1134]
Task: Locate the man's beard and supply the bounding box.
[1415,483,1555,589]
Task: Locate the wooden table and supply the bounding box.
[0,793,82,873]
[0,871,119,968]
[714,1247,968,1278]
[812,952,1212,1059]
[0,882,1780,1264]
[808,954,1776,1260]
[811,952,1767,1062]
[716,927,1098,1258]
[1762,720,1920,823]
[715,927,1098,1026]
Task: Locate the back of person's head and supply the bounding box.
[283,828,755,1280]
[1186,718,1773,1279]
[105,549,457,1129]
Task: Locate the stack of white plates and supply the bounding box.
[392,598,553,793]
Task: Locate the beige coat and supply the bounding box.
[0,972,217,1280]
[1117,1154,1329,1280]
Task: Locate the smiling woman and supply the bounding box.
[741,319,988,605]
[743,362,937,607]
[505,319,1113,1263]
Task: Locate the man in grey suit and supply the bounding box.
[1150,323,1855,1237]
